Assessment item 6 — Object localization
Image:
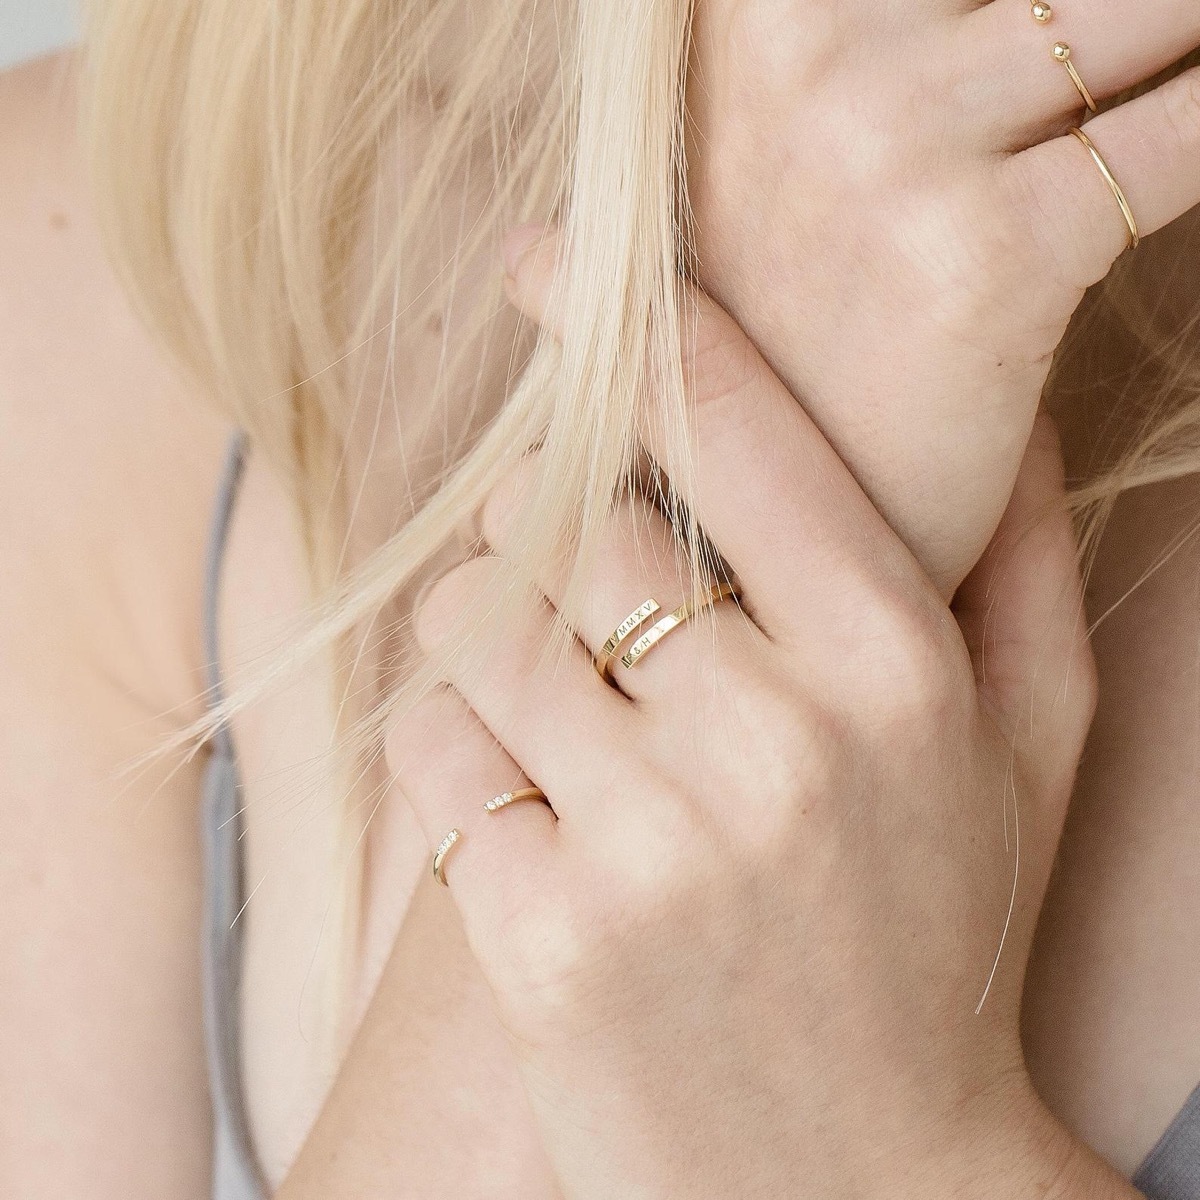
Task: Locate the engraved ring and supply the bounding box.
[592,580,740,684]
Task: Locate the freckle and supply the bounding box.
[49,211,68,231]
[426,312,444,334]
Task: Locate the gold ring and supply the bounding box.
[432,828,462,887]
[621,579,739,671]
[484,786,549,814]
[1068,127,1140,251]
[594,598,661,683]
[1053,43,1097,114]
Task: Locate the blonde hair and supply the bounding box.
[77,2,1198,1062]
[79,0,704,1065]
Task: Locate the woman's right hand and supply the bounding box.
[687,0,1200,594]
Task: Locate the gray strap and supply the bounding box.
[200,430,268,1199]
[1133,1084,1200,1200]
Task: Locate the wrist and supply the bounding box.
[903,1075,1140,1200]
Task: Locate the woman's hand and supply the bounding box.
[687,0,1200,594]
[384,253,1127,1198]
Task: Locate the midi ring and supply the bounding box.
[1053,43,1097,114]
[1068,127,1140,251]
[621,579,740,672]
[484,786,549,814]
[432,827,462,887]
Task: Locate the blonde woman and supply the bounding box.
[1,2,1198,1197]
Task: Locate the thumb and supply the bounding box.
[954,410,1098,798]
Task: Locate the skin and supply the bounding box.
[0,4,1198,1194]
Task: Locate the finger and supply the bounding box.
[999,64,1200,290]
[966,0,1200,138]
[384,682,557,920]
[954,410,1096,802]
[412,554,639,814]
[501,226,927,652]
[480,449,764,703]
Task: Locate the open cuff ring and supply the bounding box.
[432,828,462,887]
[1053,43,1098,114]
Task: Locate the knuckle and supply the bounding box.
[745,701,851,852]
[1063,635,1099,753]
[856,589,971,725]
[1161,66,1200,153]
[383,683,459,781]
[739,671,846,800]
[493,774,707,1017]
[683,306,765,414]
[480,453,540,550]
[412,555,505,650]
[491,898,591,1020]
[695,663,850,848]
[592,767,713,896]
[490,874,630,1031]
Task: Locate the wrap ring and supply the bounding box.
[593,597,661,683]
[591,579,740,686]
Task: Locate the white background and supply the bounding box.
[0,0,77,72]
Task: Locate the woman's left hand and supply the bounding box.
[386,249,1117,1198]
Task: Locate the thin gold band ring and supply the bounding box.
[1068,127,1140,251]
[1053,43,1098,114]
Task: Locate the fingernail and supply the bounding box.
[502,223,546,280]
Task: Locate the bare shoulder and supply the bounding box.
[0,52,229,1195]
[0,50,230,722]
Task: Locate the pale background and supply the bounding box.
[0,0,77,72]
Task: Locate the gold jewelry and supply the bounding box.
[1030,2,1052,22]
[1068,127,1140,250]
[621,580,739,671]
[594,597,660,682]
[484,786,549,814]
[432,828,462,887]
[1053,43,1097,113]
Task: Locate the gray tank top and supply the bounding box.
[200,431,1200,1199]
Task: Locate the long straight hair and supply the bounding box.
[79,0,704,1066]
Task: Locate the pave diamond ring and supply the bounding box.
[432,828,462,887]
[484,786,550,814]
